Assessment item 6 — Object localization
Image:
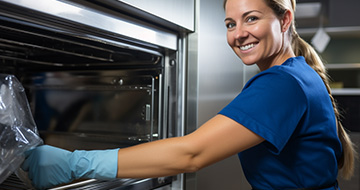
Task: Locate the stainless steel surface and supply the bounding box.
[0,0,178,50]
[118,0,195,31]
[168,34,190,190]
[186,0,254,189]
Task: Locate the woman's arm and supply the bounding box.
[21,114,264,189]
[116,114,264,178]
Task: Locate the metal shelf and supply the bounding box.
[298,26,360,37]
[331,88,360,96]
[326,63,360,69]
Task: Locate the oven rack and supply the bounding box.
[0,174,172,190]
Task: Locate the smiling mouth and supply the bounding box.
[240,43,256,51]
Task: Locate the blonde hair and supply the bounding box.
[224,0,357,180]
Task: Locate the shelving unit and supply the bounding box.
[298,26,360,96]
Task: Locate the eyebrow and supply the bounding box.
[224,10,262,22]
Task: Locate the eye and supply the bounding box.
[246,16,258,23]
[225,22,236,29]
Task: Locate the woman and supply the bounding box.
[22,0,357,189]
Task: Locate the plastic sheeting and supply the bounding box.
[0,74,42,184]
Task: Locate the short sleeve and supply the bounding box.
[219,70,307,154]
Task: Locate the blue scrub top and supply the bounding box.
[219,57,342,189]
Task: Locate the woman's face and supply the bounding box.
[225,0,286,70]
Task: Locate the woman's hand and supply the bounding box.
[21,145,74,189]
[21,145,119,189]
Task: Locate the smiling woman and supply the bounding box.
[21,0,357,190]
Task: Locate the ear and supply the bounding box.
[281,10,293,33]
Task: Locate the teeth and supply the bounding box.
[240,43,255,51]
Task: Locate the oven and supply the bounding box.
[0,0,187,189]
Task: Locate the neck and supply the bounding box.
[256,47,295,71]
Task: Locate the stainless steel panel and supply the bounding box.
[118,0,195,31]
[0,0,178,50]
[186,0,253,189]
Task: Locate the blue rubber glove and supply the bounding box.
[21,145,119,190]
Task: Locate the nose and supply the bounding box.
[234,25,248,40]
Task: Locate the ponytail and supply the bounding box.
[291,25,358,180]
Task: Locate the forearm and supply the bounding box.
[116,136,197,178]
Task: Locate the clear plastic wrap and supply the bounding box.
[0,74,43,184]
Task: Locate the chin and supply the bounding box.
[240,59,257,66]
[236,54,257,65]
